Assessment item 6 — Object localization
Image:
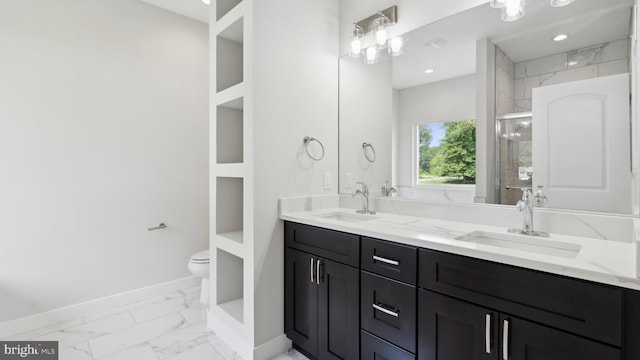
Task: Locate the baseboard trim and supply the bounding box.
[0,276,200,339]
[253,333,292,360]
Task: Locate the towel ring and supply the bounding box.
[362,142,376,162]
[303,136,325,161]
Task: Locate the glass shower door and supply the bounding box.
[497,113,532,205]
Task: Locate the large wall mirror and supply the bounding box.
[339,0,638,215]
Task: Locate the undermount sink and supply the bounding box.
[314,212,379,223]
[456,231,582,258]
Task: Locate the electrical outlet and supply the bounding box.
[324,173,332,190]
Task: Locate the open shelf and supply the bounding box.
[216,177,243,239]
[216,17,243,93]
[216,0,243,22]
[217,98,244,164]
[216,249,244,324]
[216,231,244,258]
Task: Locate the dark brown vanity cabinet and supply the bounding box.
[361,237,418,358]
[418,249,623,360]
[284,222,360,360]
[284,221,640,360]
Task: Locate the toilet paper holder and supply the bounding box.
[148,223,167,231]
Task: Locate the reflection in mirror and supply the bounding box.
[338,0,637,214]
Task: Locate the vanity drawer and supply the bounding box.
[362,237,417,285]
[418,249,623,346]
[284,222,359,267]
[361,330,415,360]
[361,271,416,353]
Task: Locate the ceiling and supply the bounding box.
[139,0,209,23]
[391,0,633,89]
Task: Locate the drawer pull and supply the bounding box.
[373,303,399,317]
[372,255,400,266]
[310,258,314,284]
[503,319,509,360]
[316,259,321,285]
[485,314,491,354]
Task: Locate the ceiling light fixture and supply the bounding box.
[424,69,435,74]
[349,6,404,63]
[490,0,507,8]
[553,34,568,41]
[550,0,574,7]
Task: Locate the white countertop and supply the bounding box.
[280,207,640,291]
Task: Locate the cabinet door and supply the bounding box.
[317,258,360,360]
[285,248,318,357]
[419,290,498,360]
[361,330,415,360]
[501,315,621,360]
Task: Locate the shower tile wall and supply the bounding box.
[496,47,515,116]
[512,38,630,112]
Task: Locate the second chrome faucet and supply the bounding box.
[353,181,376,214]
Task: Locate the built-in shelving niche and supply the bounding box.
[216,176,244,244]
[216,249,244,324]
[216,17,243,93]
[217,97,243,164]
[216,0,243,21]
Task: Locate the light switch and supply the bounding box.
[324,172,332,190]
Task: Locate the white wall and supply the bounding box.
[339,56,393,195]
[395,74,476,187]
[0,0,208,322]
[253,0,339,346]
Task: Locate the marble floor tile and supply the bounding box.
[35,312,136,347]
[58,341,94,360]
[148,322,211,359]
[97,344,159,360]
[89,313,188,358]
[128,290,199,324]
[207,332,240,360]
[3,285,306,360]
[271,349,309,360]
[165,342,225,360]
[179,303,207,325]
[2,318,84,341]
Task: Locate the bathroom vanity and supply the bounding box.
[282,208,640,360]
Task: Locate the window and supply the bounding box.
[417,119,476,186]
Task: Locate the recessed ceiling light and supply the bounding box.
[424,69,435,74]
[202,0,210,4]
[567,61,578,66]
[553,34,568,42]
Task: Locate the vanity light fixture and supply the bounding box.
[553,33,568,42]
[388,37,404,56]
[350,24,364,58]
[502,0,526,21]
[365,47,378,64]
[550,0,574,7]
[350,6,404,63]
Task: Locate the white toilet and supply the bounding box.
[188,249,210,304]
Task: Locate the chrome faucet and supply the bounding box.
[508,186,549,237]
[381,181,397,197]
[353,181,376,214]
